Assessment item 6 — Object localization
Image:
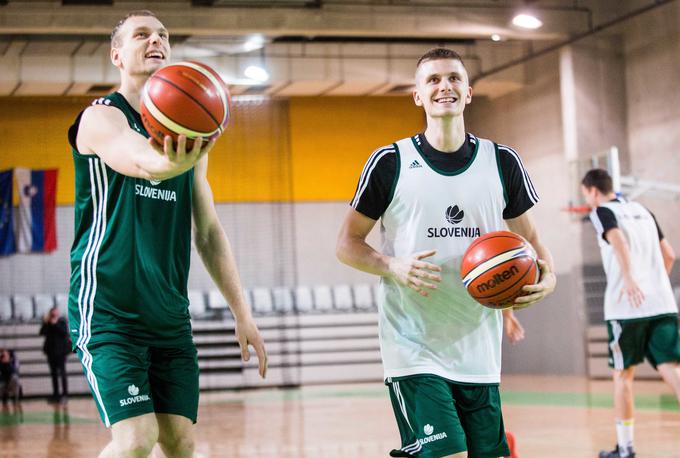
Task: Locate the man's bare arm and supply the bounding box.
[76,104,212,181]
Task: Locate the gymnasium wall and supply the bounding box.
[623,0,680,250]
[465,53,588,375]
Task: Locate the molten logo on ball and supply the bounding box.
[476,265,519,293]
[460,231,539,309]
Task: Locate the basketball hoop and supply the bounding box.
[561,205,591,214]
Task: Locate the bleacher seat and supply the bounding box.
[332,285,353,311]
[0,295,11,322]
[353,283,374,310]
[251,287,274,314]
[293,286,314,313]
[55,293,69,317]
[272,287,294,313]
[312,285,333,312]
[34,294,54,320]
[12,295,34,321]
[207,289,228,311]
[188,290,206,318]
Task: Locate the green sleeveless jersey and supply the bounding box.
[67,92,194,348]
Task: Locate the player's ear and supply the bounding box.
[413,88,423,107]
[111,46,120,67]
[465,84,473,104]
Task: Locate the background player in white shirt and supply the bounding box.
[337,48,556,458]
[582,168,680,458]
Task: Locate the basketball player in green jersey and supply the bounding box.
[337,48,556,457]
[581,169,679,458]
[67,10,267,457]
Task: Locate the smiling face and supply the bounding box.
[110,14,170,77]
[413,58,472,119]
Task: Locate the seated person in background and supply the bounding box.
[0,348,21,406]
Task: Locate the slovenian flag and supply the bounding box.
[15,168,58,253]
[0,169,16,256]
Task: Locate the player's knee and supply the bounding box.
[158,428,194,457]
[112,438,157,458]
[112,422,158,457]
[614,367,635,382]
[442,452,467,458]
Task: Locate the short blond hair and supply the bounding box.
[111,10,158,48]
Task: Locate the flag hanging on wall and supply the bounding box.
[15,168,58,253]
[0,169,16,256]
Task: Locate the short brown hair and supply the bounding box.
[111,10,158,47]
[416,48,466,70]
[581,168,613,194]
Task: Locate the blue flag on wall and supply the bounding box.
[0,169,16,256]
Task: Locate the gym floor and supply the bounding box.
[1,375,678,457]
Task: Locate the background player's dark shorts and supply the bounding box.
[607,314,680,370]
[76,339,199,427]
[386,374,509,458]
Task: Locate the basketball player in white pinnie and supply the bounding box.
[581,169,680,458]
[337,48,556,458]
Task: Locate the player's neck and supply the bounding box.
[604,192,618,202]
[423,117,466,152]
[118,74,149,112]
[595,192,618,206]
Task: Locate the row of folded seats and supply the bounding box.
[0,283,380,322]
[190,283,379,318]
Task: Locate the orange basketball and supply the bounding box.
[140,61,231,149]
[460,231,539,309]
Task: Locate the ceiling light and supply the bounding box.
[491,34,501,42]
[512,13,543,29]
[244,65,270,82]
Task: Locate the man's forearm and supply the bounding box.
[132,150,194,182]
[337,237,391,278]
[610,235,634,279]
[196,225,252,320]
[531,238,554,272]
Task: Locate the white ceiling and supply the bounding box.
[0,0,667,97]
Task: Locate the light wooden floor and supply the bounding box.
[1,376,678,457]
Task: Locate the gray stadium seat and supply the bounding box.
[34,293,55,320]
[293,286,314,313]
[207,289,228,311]
[0,295,11,322]
[251,287,274,314]
[332,285,354,311]
[312,285,333,312]
[55,293,69,317]
[188,290,206,318]
[353,283,375,310]
[12,295,34,321]
[272,287,294,314]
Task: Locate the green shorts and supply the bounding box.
[607,314,680,370]
[386,374,510,458]
[76,338,199,427]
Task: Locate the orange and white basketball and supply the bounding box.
[461,231,539,309]
[140,61,231,149]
